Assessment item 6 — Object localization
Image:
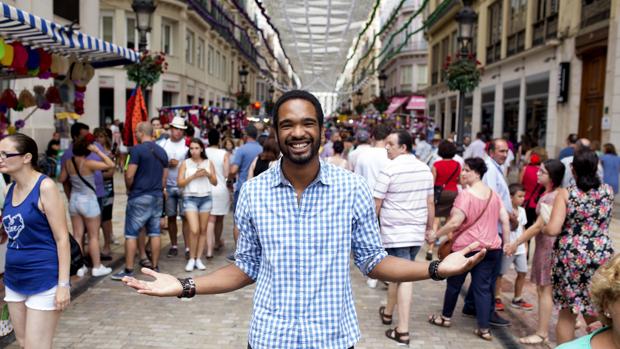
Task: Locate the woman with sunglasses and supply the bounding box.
[0,133,71,348]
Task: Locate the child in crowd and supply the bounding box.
[495,183,533,311]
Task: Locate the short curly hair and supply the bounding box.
[591,254,620,326]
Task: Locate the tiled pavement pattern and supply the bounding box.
[2,172,620,348]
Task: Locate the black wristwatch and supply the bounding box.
[428,260,445,281]
[177,277,196,298]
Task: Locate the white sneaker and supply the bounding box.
[366,278,378,288]
[185,259,196,272]
[91,265,112,277]
[195,258,206,270]
[76,265,88,277]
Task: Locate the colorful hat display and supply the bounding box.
[0,38,5,61]
[11,42,28,74]
[45,86,61,104]
[1,42,14,66]
[18,89,36,109]
[1,89,17,109]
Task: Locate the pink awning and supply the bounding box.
[385,96,409,115]
[406,96,426,110]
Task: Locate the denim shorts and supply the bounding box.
[500,253,528,274]
[183,195,212,213]
[385,246,422,261]
[165,185,184,217]
[69,193,101,218]
[125,194,163,239]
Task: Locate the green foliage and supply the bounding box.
[126,51,167,88]
[444,55,481,93]
[236,91,251,109]
[372,96,389,114]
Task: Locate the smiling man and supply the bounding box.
[122,90,486,349]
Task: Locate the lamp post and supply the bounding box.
[239,64,249,93]
[268,85,275,102]
[132,0,157,52]
[455,0,477,144]
[379,70,387,98]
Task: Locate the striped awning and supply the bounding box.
[0,2,139,69]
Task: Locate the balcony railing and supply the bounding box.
[507,30,525,56]
[581,0,611,28]
[486,42,501,64]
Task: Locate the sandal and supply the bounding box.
[385,328,409,345]
[428,314,451,328]
[379,306,392,325]
[519,333,548,345]
[474,328,492,341]
[139,258,152,268]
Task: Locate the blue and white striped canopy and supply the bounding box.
[0,2,139,69]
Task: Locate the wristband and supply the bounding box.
[428,260,445,281]
[177,277,196,298]
[58,281,71,288]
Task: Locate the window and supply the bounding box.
[221,55,227,81]
[533,0,560,46]
[487,1,502,64]
[163,91,174,107]
[54,0,79,23]
[401,65,413,87]
[186,30,195,65]
[417,65,428,85]
[197,39,205,69]
[101,14,114,43]
[507,0,527,55]
[431,44,439,85]
[127,18,136,50]
[441,37,449,81]
[161,20,173,55]
[208,45,214,75]
[216,51,221,79]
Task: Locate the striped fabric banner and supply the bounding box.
[0,2,139,68]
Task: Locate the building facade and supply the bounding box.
[6,0,293,147]
[425,0,619,155]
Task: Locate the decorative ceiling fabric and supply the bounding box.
[261,0,375,92]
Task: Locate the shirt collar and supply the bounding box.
[269,158,333,188]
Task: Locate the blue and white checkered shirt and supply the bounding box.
[234,160,388,349]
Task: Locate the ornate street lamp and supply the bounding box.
[355,89,364,115]
[455,0,477,143]
[268,85,275,101]
[132,0,157,52]
[238,64,249,93]
[378,70,387,97]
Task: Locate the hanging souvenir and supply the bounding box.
[11,42,28,75]
[1,89,18,109]
[33,85,50,110]
[17,89,36,109]
[45,86,62,104]
[0,42,13,67]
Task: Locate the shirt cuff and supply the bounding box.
[234,258,259,282]
[362,250,388,276]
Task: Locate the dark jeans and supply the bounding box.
[464,237,504,311]
[442,249,502,329]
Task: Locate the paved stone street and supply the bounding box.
[2,173,619,348]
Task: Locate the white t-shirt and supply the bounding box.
[353,146,389,190]
[464,139,486,159]
[373,154,433,248]
[510,206,528,255]
[347,144,371,171]
[157,138,188,186]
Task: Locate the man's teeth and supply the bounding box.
[292,143,308,148]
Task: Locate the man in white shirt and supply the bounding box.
[374,130,434,344]
[157,116,190,259]
[463,132,487,159]
[353,125,390,190]
[347,129,372,171]
[414,132,433,165]
[561,138,604,188]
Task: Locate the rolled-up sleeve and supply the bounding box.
[233,186,261,281]
[352,180,387,275]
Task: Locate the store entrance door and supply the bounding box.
[579,48,606,142]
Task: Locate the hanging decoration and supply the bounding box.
[158,105,248,134]
[126,51,167,89]
[444,54,482,93]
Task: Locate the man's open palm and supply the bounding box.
[123,268,183,297]
[437,242,486,278]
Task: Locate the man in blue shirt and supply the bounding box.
[558,133,578,160]
[111,122,168,280]
[228,124,262,260]
[123,90,486,349]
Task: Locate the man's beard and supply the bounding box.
[279,135,321,165]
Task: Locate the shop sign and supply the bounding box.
[558,62,570,103]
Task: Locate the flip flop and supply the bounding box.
[428,314,451,328]
[139,258,152,268]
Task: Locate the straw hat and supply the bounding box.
[169,116,187,129]
[73,63,94,87]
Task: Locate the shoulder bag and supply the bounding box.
[433,162,460,205]
[438,190,493,260]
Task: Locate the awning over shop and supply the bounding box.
[0,2,139,69]
[385,96,409,115]
[406,96,426,110]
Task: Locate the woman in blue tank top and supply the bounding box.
[0,134,71,348]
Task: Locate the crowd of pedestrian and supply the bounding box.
[0,88,618,348]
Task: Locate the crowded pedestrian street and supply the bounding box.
[0,0,619,348]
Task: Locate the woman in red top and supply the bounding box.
[432,141,461,218]
[519,151,544,228]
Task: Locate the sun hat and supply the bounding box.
[169,116,187,129]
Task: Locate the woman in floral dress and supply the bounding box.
[544,150,615,345]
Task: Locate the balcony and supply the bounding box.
[581,0,611,28]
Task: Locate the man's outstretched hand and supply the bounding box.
[437,242,486,278]
[123,268,183,297]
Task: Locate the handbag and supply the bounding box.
[433,162,460,205]
[69,233,85,276]
[438,190,493,260]
[0,303,12,337]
